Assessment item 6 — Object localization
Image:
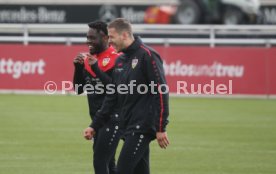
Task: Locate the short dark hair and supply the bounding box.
[88,21,108,36]
[108,18,133,36]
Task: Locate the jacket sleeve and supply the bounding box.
[90,62,112,85]
[73,64,85,94]
[89,70,118,132]
[144,50,169,132]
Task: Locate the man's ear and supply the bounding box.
[102,35,109,44]
[122,31,128,40]
[104,35,109,41]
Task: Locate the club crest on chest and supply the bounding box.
[132,58,138,69]
[102,57,110,67]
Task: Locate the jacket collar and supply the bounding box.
[96,45,114,59]
[121,36,142,56]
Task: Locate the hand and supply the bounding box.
[73,53,85,65]
[87,54,97,65]
[83,127,95,140]
[156,132,170,149]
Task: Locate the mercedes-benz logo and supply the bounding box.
[99,5,118,23]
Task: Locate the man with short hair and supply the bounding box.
[73,21,121,174]
[84,18,170,174]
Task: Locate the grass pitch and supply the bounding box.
[0,94,276,174]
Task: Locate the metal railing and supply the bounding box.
[1,24,276,47]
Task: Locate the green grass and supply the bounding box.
[0,94,276,174]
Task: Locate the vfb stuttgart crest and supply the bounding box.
[132,58,138,69]
[102,57,110,67]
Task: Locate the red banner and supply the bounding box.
[152,46,269,95]
[0,44,86,91]
[0,44,275,96]
[267,48,276,94]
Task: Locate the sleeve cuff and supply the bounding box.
[74,63,84,70]
[91,62,99,71]
[89,122,99,132]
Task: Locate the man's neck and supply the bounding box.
[125,37,135,50]
[98,45,109,54]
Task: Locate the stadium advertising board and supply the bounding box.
[0,44,275,96]
[2,4,275,24]
[153,46,270,95]
[260,5,276,24]
[0,5,170,24]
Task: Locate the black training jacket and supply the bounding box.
[73,64,111,118]
[73,46,120,119]
[91,37,169,137]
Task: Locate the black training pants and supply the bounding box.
[93,118,121,174]
[117,133,152,174]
